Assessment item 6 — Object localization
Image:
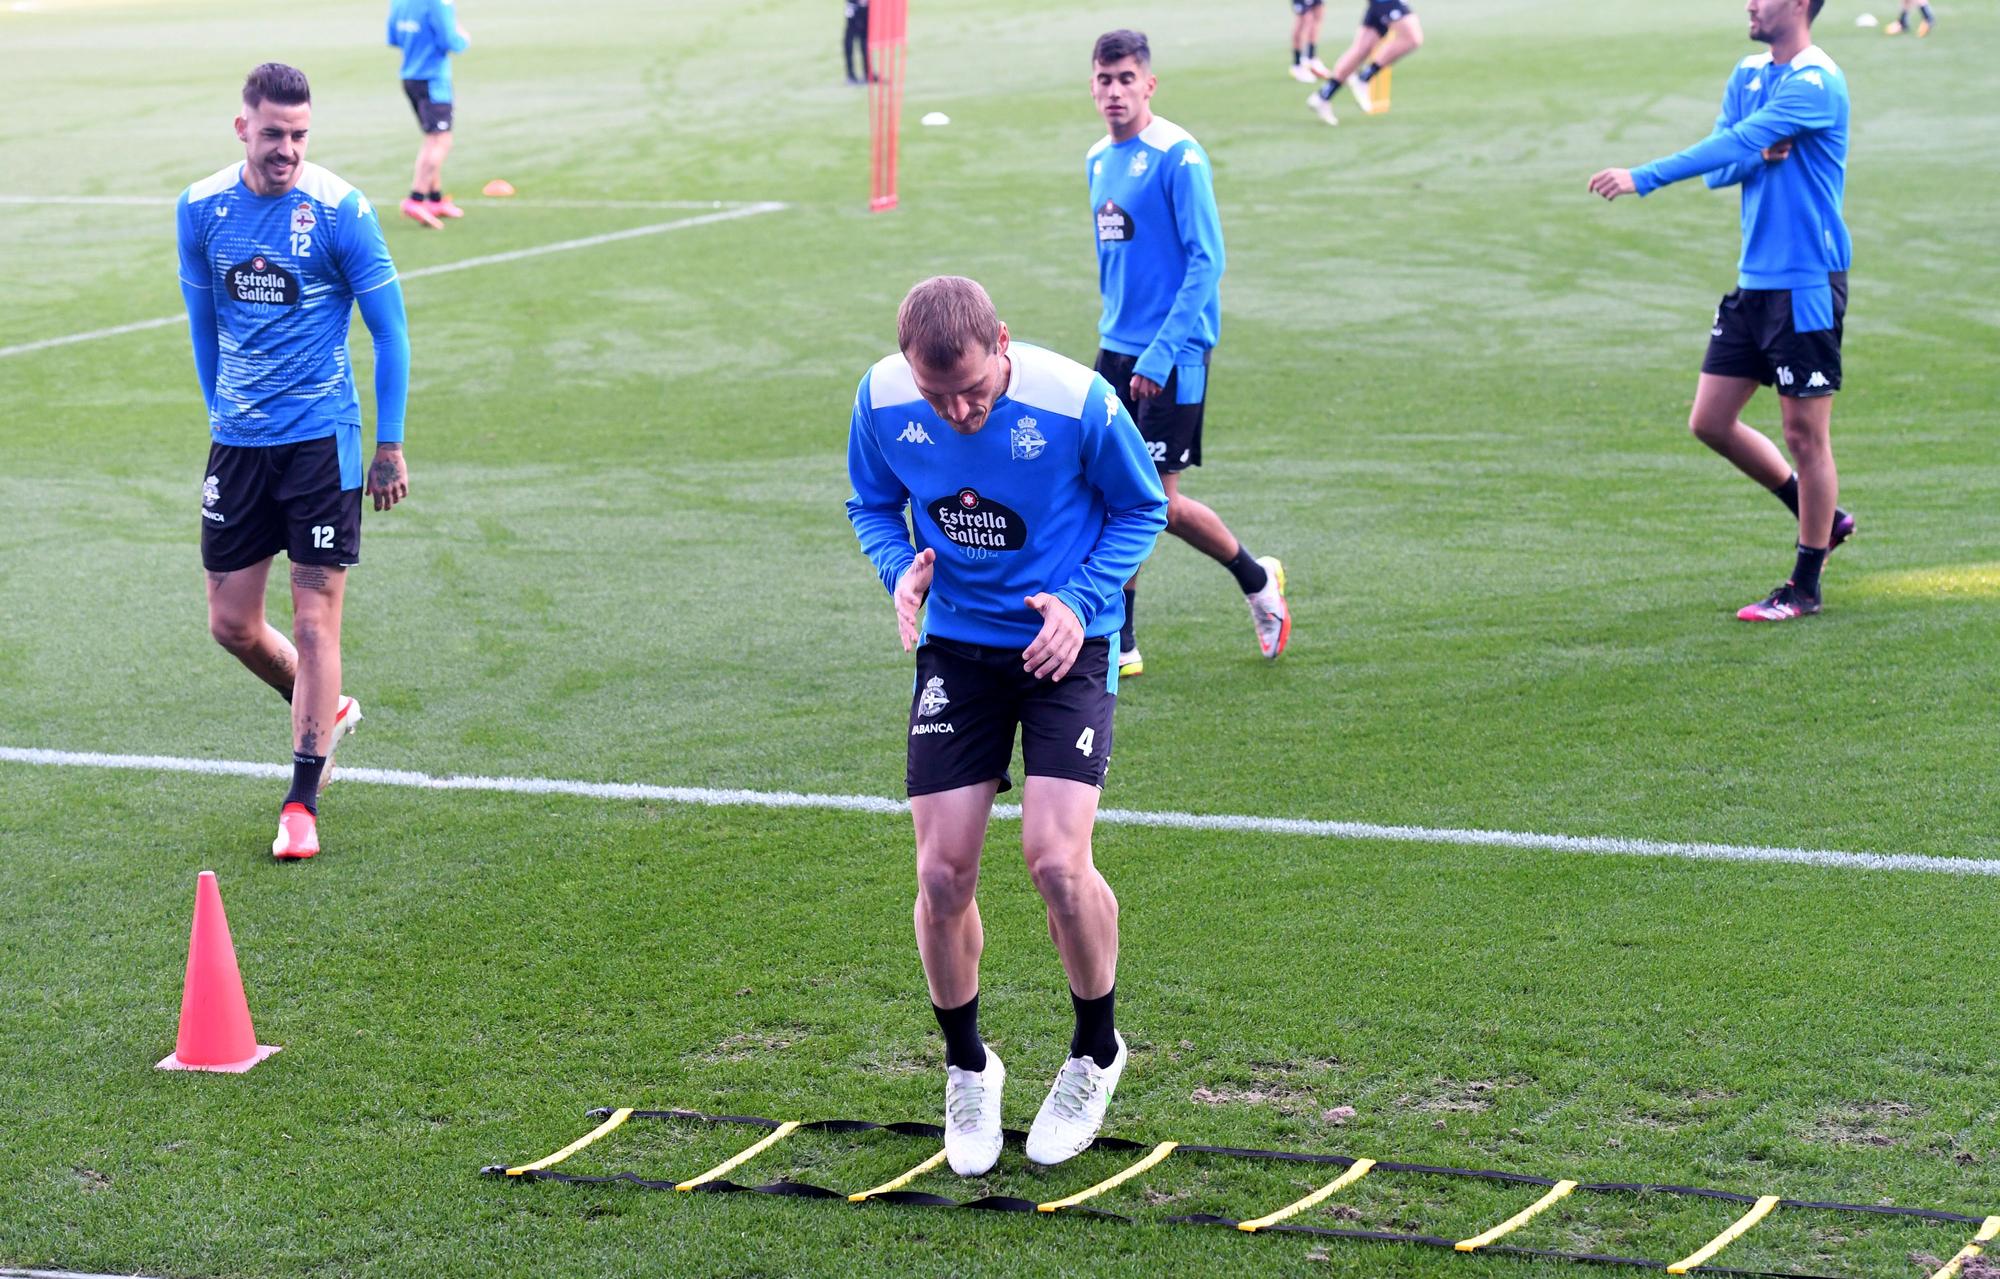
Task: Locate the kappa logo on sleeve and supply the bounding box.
[927,488,1028,552]
[227,255,300,306]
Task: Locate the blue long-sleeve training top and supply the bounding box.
[177,163,407,487]
[388,0,470,100]
[1088,117,1226,391]
[1632,45,1851,293]
[846,342,1168,650]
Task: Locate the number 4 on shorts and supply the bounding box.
[1076,727,1095,757]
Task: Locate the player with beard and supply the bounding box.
[1590,0,1856,621]
[177,63,411,857]
[846,276,1166,1175]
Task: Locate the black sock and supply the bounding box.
[1306,42,1317,59]
[1358,60,1381,81]
[279,685,293,704]
[1225,544,1269,594]
[1120,587,1137,651]
[285,751,324,814]
[1771,473,1801,516]
[410,188,425,202]
[933,994,986,1072]
[1319,78,1342,101]
[1070,987,1119,1067]
[1792,543,1828,597]
[1919,4,1933,19]
[427,190,443,202]
[1292,48,1302,64]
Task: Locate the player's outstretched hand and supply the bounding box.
[1129,374,1164,401]
[1762,139,1793,163]
[894,548,936,652]
[1587,168,1637,201]
[1021,593,1083,682]
[367,444,409,511]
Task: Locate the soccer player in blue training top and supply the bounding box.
[846,276,1167,1175]
[387,0,470,228]
[1588,0,1856,622]
[1088,29,1289,678]
[1308,0,1422,125]
[178,63,412,858]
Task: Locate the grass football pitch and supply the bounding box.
[2,0,1997,1275]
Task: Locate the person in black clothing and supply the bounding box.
[844,0,873,84]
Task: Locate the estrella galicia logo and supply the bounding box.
[1096,199,1134,243]
[227,255,299,306]
[1010,417,1046,462]
[928,488,1027,552]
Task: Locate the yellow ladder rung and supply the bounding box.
[1238,1158,1376,1232]
[849,1148,950,1202]
[1037,1141,1178,1212]
[1669,1194,1781,1274]
[504,1107,633,1176]
[676,1120,801,1191]
[1927,1215,2000,1279]
[1456,1179,1579,1251]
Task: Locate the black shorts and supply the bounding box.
[1095,348,1209,473]
[403,79,454,134]
[1701,272,1845,398]
[200,437,361,573]
[1364,0,1413,34]
[906,636,1117,797]
[1292,0,1325,13]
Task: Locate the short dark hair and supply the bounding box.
[1807,0,1823,18]
[1092,29,1150,68]
[242,63,311,110]
[897,276,1001,370]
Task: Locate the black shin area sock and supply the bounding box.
[1792,543,1828,597]
[1772,473,1801,516]
[1120,587,1137,651]
[1069,986,1118,1067]
[1225,544,1269,594]
[934,994,987,1071]
[285,752,324,814]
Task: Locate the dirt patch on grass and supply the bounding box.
[1395,1078,1508,1114]
[696,1028,804,1063]
[1802,1100,1923,1148]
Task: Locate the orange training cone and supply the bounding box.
[156,871,281,1073]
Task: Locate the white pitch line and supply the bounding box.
[0,201,786,361]
[4,745,1997,878]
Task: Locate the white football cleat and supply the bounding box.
[318,695,362,794]
[1289,61,1317,83]
[1118,648,1144,678]
[1307,57,1334,78]
[1025,1032,1126,1166]
[1246,556,1291,660]
[1346,73,1375,114]
[1307,91,1337,126]
[943,1050,1006,1176]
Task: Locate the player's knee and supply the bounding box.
[207,610,260,653]
[915,855,978,916]
[1781,417,1830,461]
[1024,850,1090,910]
[1688,409,1730,447]
[1163,493,1191,534]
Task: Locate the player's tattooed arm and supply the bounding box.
[366,443,409,512]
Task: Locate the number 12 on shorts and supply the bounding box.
[1076,727,1095,757]
[311,525,334,549]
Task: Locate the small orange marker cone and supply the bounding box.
[156,871,281,1073]
[481,178,515,197]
